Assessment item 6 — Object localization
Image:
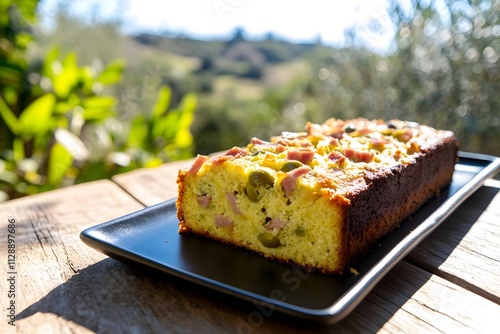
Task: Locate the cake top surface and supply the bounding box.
[190,118,456,197]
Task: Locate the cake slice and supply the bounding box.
[176,118,458,275]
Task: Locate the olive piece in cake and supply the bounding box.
[387,121,398,129]
[280,160,303,172]
[248,170,274,188]
[245,183,260,202]
[294,225,306,237]
[344,123,356,133]
[258,232,282,248]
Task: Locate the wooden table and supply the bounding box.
[2,157,499,333]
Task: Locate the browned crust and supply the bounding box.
[346,135,459,261]
[176,170,188,233]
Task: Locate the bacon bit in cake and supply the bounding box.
[305,122,322,136]
[282,165,311,196]
[371,138,390,146]
[251,137,270,145]
[287,149,315,164]
[210,147,249,166]
[226,192,241,214]
[330,132,344,139]
[273,137,314,148]
[265,217,288,231]
[327,151,346,164]
[344,148,375,163]
[225,146,249,157]
[214,214,233,227]
[401,129,413,142]
[210,155,231,166]
[275,144,286,153]
[394,128,413,142]
[187,155,209,175]
[343,148,356,159]
[329,137,340,147]
[197,194,211,208]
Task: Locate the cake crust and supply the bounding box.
[176,118,459,275]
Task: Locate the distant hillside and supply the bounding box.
[132,32,329,80]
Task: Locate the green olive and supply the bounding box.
[258,233,282,248]
[246,183,260,202]
[295,225,306,237]
[387,122,398,129]
[344,124,356,133]
[280,160,303,172]
[248,170,274,188]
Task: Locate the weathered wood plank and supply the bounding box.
[112,152,225,207]
[340,261,500,334]
[112,159,194,206]
[4,248,500,333]
[0,180,144,333]
[406,178,500,303]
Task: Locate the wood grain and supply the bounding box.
[112,151,224,207]
[341,261,500,334]
[112,159,194,206]
[0,180,144,334]
[406,179,500,303]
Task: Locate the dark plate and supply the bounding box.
[80,151,500,324]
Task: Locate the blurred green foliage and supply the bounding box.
[0,0,196,201]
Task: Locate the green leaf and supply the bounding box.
[178,93,197,128]
[3,86,18,106]
[15,32,33,49]
[165,93,196,146]
[152,86,171,119]
[18,94,56,138]
[48,142,73,186]
[13,138,25,161]
[127,114,148,148]
[151,115,168,140]
[0,63,24,89]
[53,53,80,98]
[174,127,193,148]
[163,111,182,140]
[97,59,125,85]
[144,157,163,168]
[0,96,19,134]
[82,96,116,121]
[80,66,95,95]
[42,47,60,77]
[84,96,116,109]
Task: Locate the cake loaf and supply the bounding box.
[176,118,459,275]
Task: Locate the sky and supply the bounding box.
[37,0,400,53]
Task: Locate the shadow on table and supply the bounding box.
[13,255,398,333]
[15,257,328,333]
[404,184,499,302]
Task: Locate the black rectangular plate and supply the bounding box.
[80,152,500,324]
